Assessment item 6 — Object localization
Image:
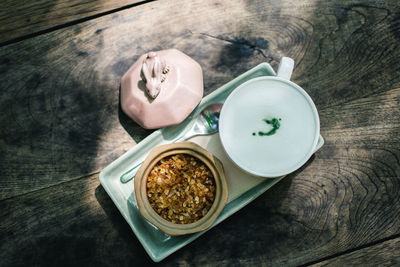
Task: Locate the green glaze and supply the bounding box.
[253,118,281,136]
[204,110,213,128]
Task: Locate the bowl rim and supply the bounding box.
[134,142,228,236]
[219,76,320,177]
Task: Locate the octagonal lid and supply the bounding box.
[121,49,204,129]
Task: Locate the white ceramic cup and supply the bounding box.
[219,57,320,177]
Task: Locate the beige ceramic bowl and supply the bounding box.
[134,142,228,236]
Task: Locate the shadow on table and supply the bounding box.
[94,185,154,264]
[265,154,316,201]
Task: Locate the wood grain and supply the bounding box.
[312,237,400,266]
[0,0,400,265]
[0,88,399,266]
[0,0,148,45]
[1,0,399,200]
[0,0,304,199]
[0,173,153,266]
[167,88,400,266]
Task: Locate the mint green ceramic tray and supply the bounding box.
[99,63,324,262]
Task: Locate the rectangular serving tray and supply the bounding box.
[99,62,324,262]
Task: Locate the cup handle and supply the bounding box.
[276,57,294,80]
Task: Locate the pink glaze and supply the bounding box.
[121,49,204,129]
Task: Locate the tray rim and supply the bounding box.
[99,62,324,262]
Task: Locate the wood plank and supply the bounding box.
[0,0,148,45]
[1,87,399,266]
[312,237,400,266]
[1,0,400,264]
[0,173,153,266]
[0,0,306,199]
[1,0,399,200]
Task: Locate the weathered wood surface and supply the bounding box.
[312,237,400,266]
[0,174,151,266]
[0,0,400,265]
[0,0,147,45]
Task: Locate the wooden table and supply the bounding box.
[1,0,399,266]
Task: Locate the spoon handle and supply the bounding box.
[120,162,142,183]
[174,130,194,143]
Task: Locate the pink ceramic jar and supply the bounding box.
[120,49,204,129]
